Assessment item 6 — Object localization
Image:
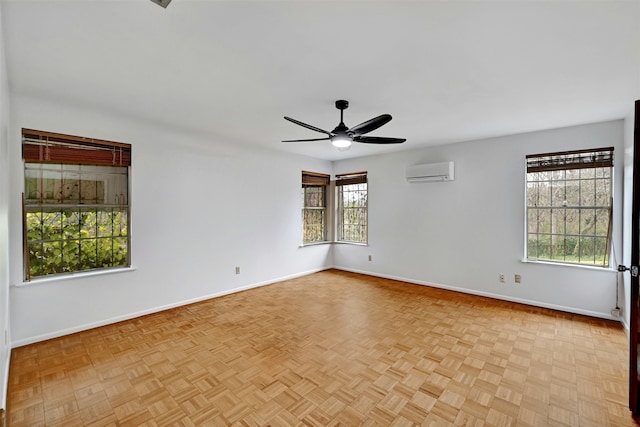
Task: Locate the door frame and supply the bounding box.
[629,100,640,414]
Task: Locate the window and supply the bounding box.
[22,129,131,280]
[336,172,368,244]
[526,147,613,267]
[302,171,329,244]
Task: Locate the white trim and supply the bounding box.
[13,266,137,287]
[622,318,631,340]
[1,342,9,411]
[11,266,330,348]
[333,266,622,321]
[520,258,618,273]
[298,241,332,248]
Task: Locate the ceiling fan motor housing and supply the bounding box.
[335,100,349,110]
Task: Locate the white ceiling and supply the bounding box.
[2,0,639,161]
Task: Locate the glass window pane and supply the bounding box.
[580,210,596,236]
[97,238,113,267]
[595,179,611,207]
[527,209,540,233]
[551,209,565,235]
[526,181,539,207]
[578,237,595,263]
[59,171,80,203]
[594,237,608,264]
[42,210,62,241]
[536,209,551,233]
[42,241,63,273]
[565,180,580,206]
[550,236,566,261]
[24,149,131,278]
[551,181,566,207]
[527,234,538,258]
[580,168,595,179]
[337,181,367,243]
[78,175,103,204]
[595,208,611,236]
[81,209,97,238]
[537,234,551,259]
[97,210,114,238]
[579,179,595,207]
[80,239,98,270]
[113,237,128,267]
[113,210,128,237]
[28,242,44,276]
[565,169,580,180]
[595,167,611,179]
[62,240,80,271]
[26,211,43,242]
[525,149,612,266]
[62,209,81,239]
[564,208,579,236]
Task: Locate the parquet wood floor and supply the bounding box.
[6,269,638,426]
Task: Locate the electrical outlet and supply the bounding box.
[368,255,372,261]
[611,308,621,317]
[515,274,521,284]
[499,274,505,283]
[235,266,240,275]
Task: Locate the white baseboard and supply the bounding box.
[333,266,622,322]
[1,343,9,411]
[11,266,331,348]
[622,319,631,339]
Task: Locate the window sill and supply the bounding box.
[299,241,332,248]
[520,258,617,272]
[14,266,137,287]
[299,241,369,248]
[334,241,368,246]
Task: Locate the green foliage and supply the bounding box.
[339,184,368,243]
[527,235,608,266]
[302,186,327,243]
[526,167,612,266]
[302,208,326,243]
[26,208,128,278]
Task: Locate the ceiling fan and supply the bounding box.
[149,0,172,8]
[283,100,406,150]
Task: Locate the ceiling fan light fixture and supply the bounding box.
[331,135,352,148]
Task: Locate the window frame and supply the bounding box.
[336,172,368,244]
[22,128,132,281]
[525,147,614,268]
[301,171,330,245]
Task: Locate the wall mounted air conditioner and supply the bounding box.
[405,161,454,182]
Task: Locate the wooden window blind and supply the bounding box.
[526,147,613,173]
[22,128,131,167]
[302,171,330,186]
[335,171,367,186]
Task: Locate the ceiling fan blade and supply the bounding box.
[284,116,333,136]
[348,114,392,136]
[354,136,406,144]
[282,137,331,143]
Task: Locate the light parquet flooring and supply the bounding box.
[6,269,638,426]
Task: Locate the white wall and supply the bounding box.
[0,0,10,410]
[334,121,624,319]
[8,95,333,346]
[622,106,636,332]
